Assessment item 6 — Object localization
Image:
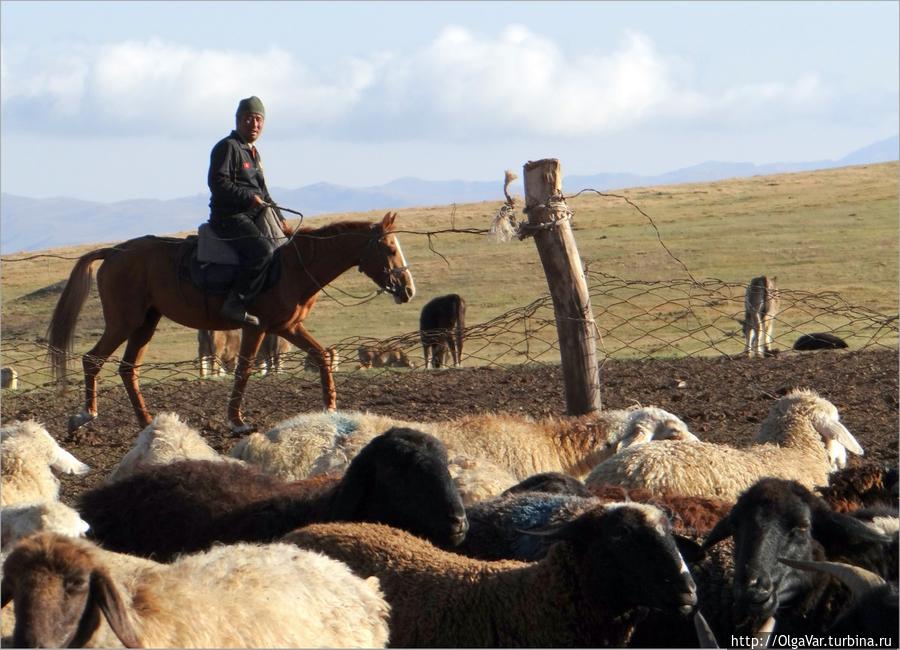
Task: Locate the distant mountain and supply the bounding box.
[2,135,896,254]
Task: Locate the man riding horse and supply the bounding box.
[49,95,416,436]
[208,96,284,326]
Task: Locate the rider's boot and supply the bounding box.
[220,290,260,327]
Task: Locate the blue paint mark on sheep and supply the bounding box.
[331,412,361,442]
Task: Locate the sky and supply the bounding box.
[1,1,897,202]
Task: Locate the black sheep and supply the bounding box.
[793,332,849,351]
[501,471,593,498]
[80,427,468,561]
[702,478,893,638]
[632,478,894,647]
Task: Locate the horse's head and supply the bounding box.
[359,212,416,304]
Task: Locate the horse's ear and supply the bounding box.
[381,212,396,231]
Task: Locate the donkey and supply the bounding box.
[743,276,779,358]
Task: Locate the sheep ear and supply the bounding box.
[702,514,734,549]
[811,414,863,456]
[52,447,91,475]
[618,428,652,452]
[330,443,374,519]
[693,610,720,648]
[778,558,885,597]
[811,508,892,547]
[674,534,705,563]
[90,569,142,648]
[514,522,568,539]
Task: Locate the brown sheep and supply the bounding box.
[357,344,413,369]
[284,504,699,647]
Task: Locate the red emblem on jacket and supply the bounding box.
[243,161,251,169]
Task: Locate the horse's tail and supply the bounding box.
[47,248,115,383]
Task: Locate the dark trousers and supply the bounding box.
[209,212,273,305]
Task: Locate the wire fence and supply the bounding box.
[2,180,896,403]
[2,271,896,396]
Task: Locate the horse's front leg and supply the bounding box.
[278,323,336,411]
[227,328,266,433]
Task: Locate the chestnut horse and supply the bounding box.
[48,212,414,435]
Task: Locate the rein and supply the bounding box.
[287,223,400,306]
[267,202,305,223]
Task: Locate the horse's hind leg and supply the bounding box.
[70,326,133,434]
[118,309,163,427]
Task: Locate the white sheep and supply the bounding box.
[613,406,701,451]
[230,406,696,488]
[0,420,90,506]
[585,388,863,501]
[447,455,518,506]
[228,411,515,505]
[106,411,242,483]
[1,502,89,551]
[228,410,410,481]
[1,532,390,648]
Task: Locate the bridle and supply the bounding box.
[359,224,409,298]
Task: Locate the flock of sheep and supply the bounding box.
[1,384,896,648]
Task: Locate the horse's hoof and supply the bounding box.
[228,421,256,436]
[67,411,96,434]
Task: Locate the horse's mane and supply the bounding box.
[290,219,381,240]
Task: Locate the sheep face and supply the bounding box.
[763,389,863,459]
[548,504,698,616]
[1,421,90,476]
[616,408,697,453]
[704,478,894,625]
[730,492,818,620]
[332,427,469,547]
[2,533,139,648]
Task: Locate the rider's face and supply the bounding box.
[236,112,264,143]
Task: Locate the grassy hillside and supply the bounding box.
[2,162,897,389]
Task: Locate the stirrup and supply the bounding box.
[220,301,260,326]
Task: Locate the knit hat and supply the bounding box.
[236,96,265,117]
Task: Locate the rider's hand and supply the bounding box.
[252,195,266,207]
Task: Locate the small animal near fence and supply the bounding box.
[419,294,467,369]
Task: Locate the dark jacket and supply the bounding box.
[208,130,273,222]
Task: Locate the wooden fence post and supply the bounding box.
[522,158,601,414]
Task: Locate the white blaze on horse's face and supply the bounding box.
[359,212,416,304]
[386,231,415,304]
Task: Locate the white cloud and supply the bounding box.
[0,28,840,139]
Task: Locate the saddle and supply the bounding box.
[180,208,287,295]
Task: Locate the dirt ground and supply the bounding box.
[2,347,897,508]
